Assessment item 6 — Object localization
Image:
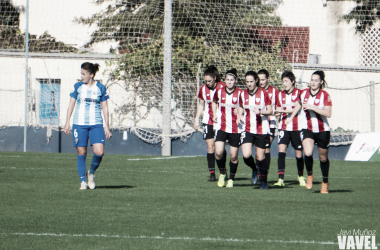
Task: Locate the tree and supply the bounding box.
[76,0,290,130]
[77,0,288,80]
[340,0,380,34]
[0,1,77,52]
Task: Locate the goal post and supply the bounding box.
[162,0,173,156]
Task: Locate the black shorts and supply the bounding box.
[269,128,276,139]
[215,130,241,148]
[202,124,215,140]
[302,129,330,149]
[278,130,303,150]
[240,131,270,149]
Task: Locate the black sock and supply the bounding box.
[320,159,329,183]
[257,159,268,183]
[265,152,271,171]
[305,155,313,176]
[243,156,257,171]
[223,150,227,164]
[229,161,238,180]
[278,152,286,179]
[296,157,304,176]
[216,158,226,174]
[207,153,215,175]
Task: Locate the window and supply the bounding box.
[38,79,60,126]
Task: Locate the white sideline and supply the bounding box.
[0,232,342,246]
[0,155,201,160]
[0,167,185,174]
[128,156,199,161]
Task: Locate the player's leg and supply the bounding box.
[255,146,268,189]
[295,149,306,186]
[226,133,240,188]
[291,131,305,186]
[275,130,289,186]
[87,125,106,190]
[265,128,276,175]
[317,131,330,194]
[276,144,287,186]
[73,124,89,190]
[319,147,329,193]
[215,130,227,187]
[203,124,216,181]
[302,129,315,190]
[226,145,239,188]
[215,141,226,187]
[206,138,216,181]
[241,132,258,185]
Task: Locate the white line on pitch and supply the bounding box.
[0,167,185,174]
[0,155,202,160]
[127,156,199,161]
[0,232,343,246]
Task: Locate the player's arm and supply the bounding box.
[237,106,244,125]
[261,104,272,116]
[303,103,332,118]
[194,99,205,130]
[258,93,272,115]
[212,101,218,123]
[273,106,282,116]
[285,102,302,125]
[63,97,76,135]
[277,108,295,114]
[101,100,112,139]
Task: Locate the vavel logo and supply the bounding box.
[337,229,377,249]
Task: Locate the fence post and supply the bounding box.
[370,81,375,132]
[162,0,172,156]
[24,0,29,152]
[196,63,201,109]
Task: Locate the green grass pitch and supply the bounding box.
[0,151,379,250]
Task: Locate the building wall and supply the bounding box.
[0,56,110,127]
[277,0,359,65]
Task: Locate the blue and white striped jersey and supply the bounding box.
[70,82,109,125]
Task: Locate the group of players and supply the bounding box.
[63,62,332,194]
[194,66,332,193]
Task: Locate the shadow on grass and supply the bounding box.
[233,177,250,181]
[233,183,254,187]
[313,190,353,193]
[284,180,300,186]
[96,185,134,189]
[269,185,294,189]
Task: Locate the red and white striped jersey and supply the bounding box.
[276,88,303,131]
[239,88,271,134]
[197,82,225,125]
[299,89,332,132]
[262,85,280,128]
[213,86,243,133]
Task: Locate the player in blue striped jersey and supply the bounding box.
[64,62,112,190]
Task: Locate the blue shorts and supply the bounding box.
[72,124,105,147]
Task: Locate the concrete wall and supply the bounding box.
[0,127,350,160]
